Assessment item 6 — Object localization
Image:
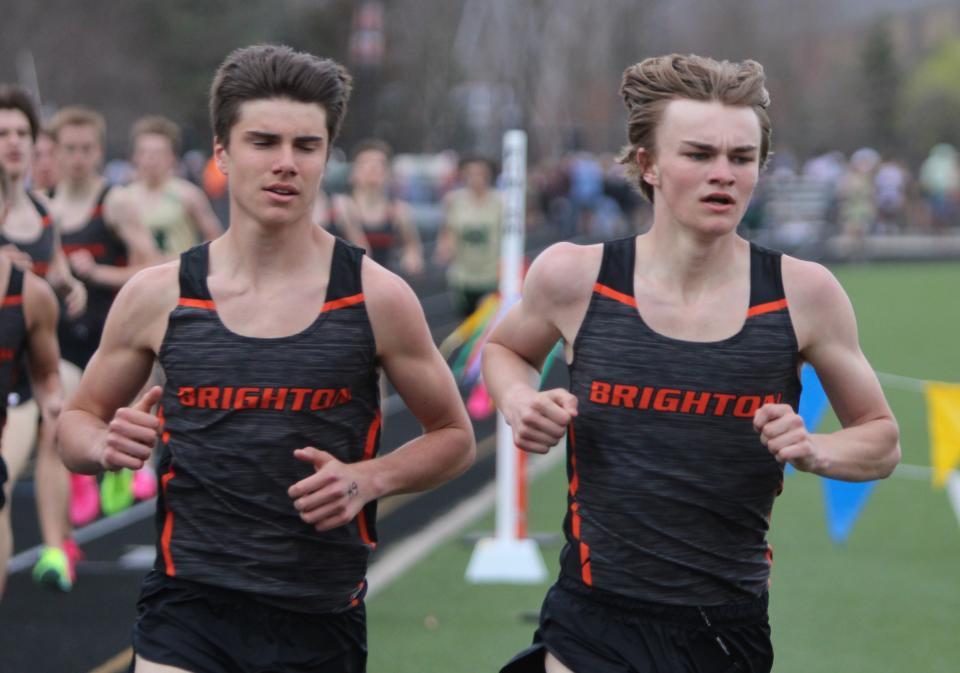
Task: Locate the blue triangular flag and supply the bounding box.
[786,365,831,476]
[821,478,877,544]
[798,364,830,431]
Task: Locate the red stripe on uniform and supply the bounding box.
[161,468,176,576]
[356,412,382,549]
[747,298,788,317]
[567,423,591,585]
[593,283,637,308]
[178,298,216,310]
[362,411,382,461]
[357,512,375,550]
[580,542,593,585]
[321,293,364,313]
[157,404,170,444]
[2,295,22,307]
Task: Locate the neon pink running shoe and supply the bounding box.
[132,465,158,501]
[69,473,100,527]
[62,537,85,584]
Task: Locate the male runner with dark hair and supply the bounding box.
[0,84,82,592]
[59,44,475,672]
[486,54,901,673]
[0,158,63,598]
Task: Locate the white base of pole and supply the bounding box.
[465,537,548,584]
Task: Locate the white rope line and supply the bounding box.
[875,371,932,392]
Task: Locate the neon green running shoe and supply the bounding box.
[101,468,135,516]
[32,546,73,592]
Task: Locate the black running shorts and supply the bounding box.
[501,578,773,673]
[131,571,367,673]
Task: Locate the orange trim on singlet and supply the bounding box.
[350,580,366,608]
[178,297,217,311]
[580,542,593,585]
[160,468,177,576]
[357,511,375,550]
[40,214,52,228]
[567,424,592,585]
[362,411,382,461]
[747,298,788,318]
[157,404,170,444]
[356,412,382,549]
[62,242,107,258]
[593,283,637,308]
[32,262,49,278]
[364,231,396,248]
[321,293,364,313]
[1,295,23,307]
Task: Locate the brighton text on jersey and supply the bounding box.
[589,380,783,418]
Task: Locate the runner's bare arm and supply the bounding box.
[754,258,900,481]
[483,243,598,453]
[22,272,62,426]
[432,193,454,266]
[69,189,162,288]
[331,195,370,251]
[182,181,224,242]
[45,224,87,318]
[288,263,475,532]
[57,263,178,474]
[394,201,424,274]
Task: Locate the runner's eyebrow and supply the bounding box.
[244,131,324,143]
[680,140,757,153]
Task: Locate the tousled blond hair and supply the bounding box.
[617,54,771,202]
[50,106,106,146]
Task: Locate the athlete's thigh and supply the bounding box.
[545,651,576,673]
[1,400,39,483]
[134,655,192,673]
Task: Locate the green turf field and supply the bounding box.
[367,261,960,673]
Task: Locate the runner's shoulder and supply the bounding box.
[525,241,602,309]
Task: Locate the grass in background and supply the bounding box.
[367,261,960,673]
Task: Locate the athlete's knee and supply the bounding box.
[133,654,193,673]
[545,651,576,673]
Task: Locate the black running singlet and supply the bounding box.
[0,194,55,278]
[3,195,54,405]
[355,202,399,267]
[153,239,381,613]
[563,237,801,605]
[59,185,127,367]
[0,266,27,429]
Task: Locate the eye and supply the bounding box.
[686,152,709,161]
[731,155,755,165]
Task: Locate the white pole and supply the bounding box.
[464,130,546,583]
[495,130,526,541]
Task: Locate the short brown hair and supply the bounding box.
[0,85,40,141]
[50,106,107,147]
[131,115,182,155]
[351,138,392,161]
[617,54,772,202]
[209,44,352,151]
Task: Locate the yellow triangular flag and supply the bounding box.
[926,382,960,487]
